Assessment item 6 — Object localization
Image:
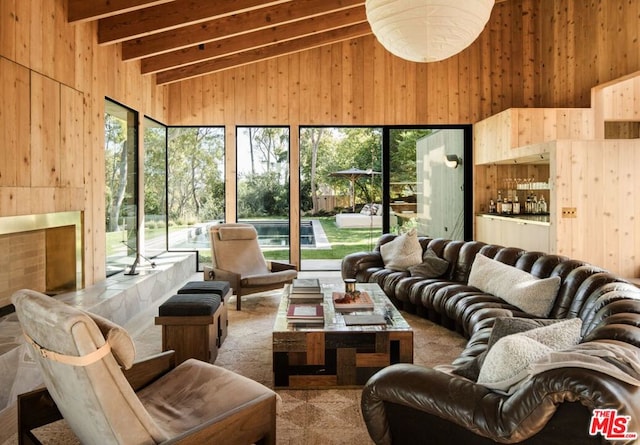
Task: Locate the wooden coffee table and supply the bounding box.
[272,280,413,388]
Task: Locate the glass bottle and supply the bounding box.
[513,194,520,215]
[539,195,547,214]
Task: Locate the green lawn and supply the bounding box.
[108,218,381,265]
[264,216,381,262]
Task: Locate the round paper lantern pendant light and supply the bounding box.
[365,0,495,63]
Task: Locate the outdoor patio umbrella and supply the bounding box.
[331,167,381,212]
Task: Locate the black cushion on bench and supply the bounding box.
[159,293,221,317]
[177,280,230,297]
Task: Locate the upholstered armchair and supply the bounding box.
[208,223,298,310]
[12,289,277,445]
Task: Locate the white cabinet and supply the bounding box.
[475,215,550,253]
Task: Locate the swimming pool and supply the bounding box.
[177,220,318,249]
[241,220,315,247]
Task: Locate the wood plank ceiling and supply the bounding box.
[68,0,509,86]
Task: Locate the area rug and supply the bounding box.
[3,288,466,445]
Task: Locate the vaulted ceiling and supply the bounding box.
[68,0,508,86]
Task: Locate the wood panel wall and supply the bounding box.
[0,0,168,287]
[2,0,640,283]
[167,0,640,126]
[166,0,640,266]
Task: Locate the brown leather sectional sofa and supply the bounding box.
[341,234,640,445]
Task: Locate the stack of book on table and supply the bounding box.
[289,278,323,302]
[286,303,324,325]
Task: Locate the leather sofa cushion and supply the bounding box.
[408,248,449,278]
[468,253,560,317]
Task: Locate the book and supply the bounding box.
[289,292,324,302]
[286,304,324,323]
[291,278,321,293]
[343,314,387,326]
[332,291,375,311]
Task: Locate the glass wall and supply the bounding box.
[299,127,382,270]
[387,127,468,239]
[167,127,225,266]
[143,117,168,259]
[236,126,291,262]
[104,99,138,276]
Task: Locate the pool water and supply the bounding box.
[177,220,317,249]
[244,220,315,247]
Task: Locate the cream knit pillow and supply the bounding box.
[468,253,561,317]
[380,229,423,271]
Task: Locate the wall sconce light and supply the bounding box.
[365,0,495,63]
[445,154,461,169]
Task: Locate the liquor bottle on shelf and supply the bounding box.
[496,190,503,214]
[539,195,547,214]
[513,194,521,215]
[489,199,496,213]
[503,196,512,215]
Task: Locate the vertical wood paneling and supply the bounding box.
[256,60,268,123]
[298,49,312,124]
[277,57,289,124]
[330,44,343,124]
[287,53,300,127]
[361,37,376,123]
[372,39,386,124]
[0,59,30,188]
[341,41,354,123]
[31,72,61,187]
[60,85,84,188]
[351,39,365,124]
[319,47,332,124]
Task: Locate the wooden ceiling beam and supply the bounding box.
[122,0,365,61]
[141,6,366,73]
[97,0,290,44]
[68,0,176,23]
[155,22,372,85]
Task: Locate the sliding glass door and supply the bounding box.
[387,127,469,239]
[236,126,291,262]
[299,127,382,270]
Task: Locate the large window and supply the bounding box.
[298,125,471,270]
[143,117,168,259]
[167,127,225,267]
[386,127,470,239]
[236,126,290,262]
[104,99,139,276]
[299,127,382,270]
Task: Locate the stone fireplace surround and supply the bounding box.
[0,212,83,310]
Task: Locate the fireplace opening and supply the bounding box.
[0,212,83,311]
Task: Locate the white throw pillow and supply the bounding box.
[468,254,561,317]
[380,229,423,271]
[477,318,582,393]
